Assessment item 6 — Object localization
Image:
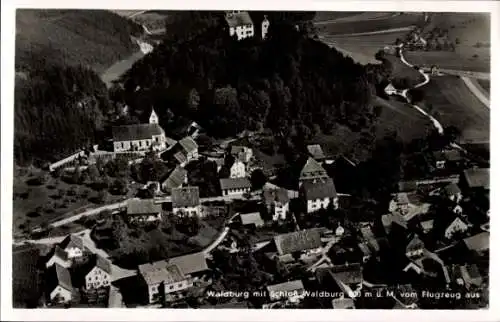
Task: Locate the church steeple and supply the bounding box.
[149,108,159,124]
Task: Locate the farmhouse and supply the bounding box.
[45,245,71,269]
[167,252,209,281]
[299,177,338,213]
[171,186,201,217]
[299,157,329,185]
[220,177,251,196]
[273,229,322,258]
[406,234,425,258]
[84,255,112,290]
[46,263,74,304]
[225,11,254,41]
[112,109,174,152]
[161,166,187,193]
[384,83,398,96]
[240,212,265,228]
[230,145,253,163]
[265,280,306,305]
[138,261,193,304]
[126,199,162,223]
[306,144,326,161]
[444,217,469,239]
[263,188,290,221]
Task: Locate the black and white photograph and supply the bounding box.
[2,0,497,319]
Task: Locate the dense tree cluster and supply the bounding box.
[118,12,378,141]
[14,65,111,165]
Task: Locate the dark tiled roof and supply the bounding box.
[267,280,305,298]
[330,263,362,285]
[96,255,112,274]
[127,199,162,215]
[263,188,289,204]
[463,168,489,189]
[225,11,253,28]
[444,183,461,196]
[307,144,326,160]
[406,234,424,252]
[433,149,462,161]
[274,228,322,255]
[53,245,69,261]
[139,261,185,285]
[179,137,198,154]
[463,232,489,252]
[171,186,200,208]
[301,177,337,200]
[300,157,328,180]
[382,213,407,230]
[48,263,73,292]
[162,166,187,191]
[220,177,251,190]
[168,252,208,276]
[112,124,164,141]
[59,234,84,250]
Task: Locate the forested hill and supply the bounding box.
[16,9,143,73]
[14,10,142,165]
[116,12,376,140]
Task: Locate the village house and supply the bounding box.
[264,280,306,307]
[457,264,483,289]
[230,145,253,163]
[299,177,338,213]
[261,15,271,39]
[403,249,451,285]
[84,255,112,290]
[420,219,435,234]
[225,11,254,41]
[388,192,410,215]
[126,199,162,223]
[171,186,201,217]
[433,149,463,170]
[138,261,193,304]
[59,234,87,260]
[263,188,290,221]
[228,159,246,178]
[461,168,489,191]
[405,234,425,258]
[172,137,199,167]
[384,83,398,96]
[167,252,209,284]
[306,144,326,162]
[444,183,462,203]
[462,232,489,254]
[220,177,251,196]
[161,166,187,193]
[240,212,265,228]
[112,109,175,152]
[46,263,74,304]
[328,263,363,298]
[273,229,323,262]
[444,216,469,239]
[299,157,329,186]
[45,245,71,269]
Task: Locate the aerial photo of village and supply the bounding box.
[12,10,490,309]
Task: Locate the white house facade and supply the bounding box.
[50,285,73,303]
[445,217,469,239]
[85,266,110,290]
[230,160,246,178]
[225,11,255,41]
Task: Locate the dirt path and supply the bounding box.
[460,76,490,108]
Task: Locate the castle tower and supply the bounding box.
[262,15,270,40]
[149,108,159,124]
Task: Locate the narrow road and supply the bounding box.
[460,76,490,108]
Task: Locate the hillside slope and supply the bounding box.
[15,9,143,73]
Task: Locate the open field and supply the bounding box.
[385,54,426,87]
[477,79,490,94]
[316,13,422,36]
[314,12,392,24]
[405,13,490,73]
[319,31,408,65]
[422,75,490,145]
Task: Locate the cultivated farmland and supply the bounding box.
[422,75,490,145]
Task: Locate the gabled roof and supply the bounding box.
[300,177,337,200]
[300,157,328,180]
[112,124,164,141]
[266,280,304,296]
[225,11,253,28]
[168,252,208,276]
[127,199,162,215]
[263,188,290,204]
[162,166,187,191]
[96,255,112,274]
[420,219,434,231]
[406,234,424,251]
[274,228,322,255]
[174,151,188,164]
[220,177,251,190]
[463,168,489,189]
[446,217,468,230]
[463,232,489,252]
[381,213,407,230]
[59,234,84,250]
[138,261,185,285]
[171,186,200,208]
[444,183,461,196]
[307,144,326,160]
[240,212,265,226]
[433,149,462,162]
[48,263,73,292]
[329,263,363,285]
[179,137,198,154]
